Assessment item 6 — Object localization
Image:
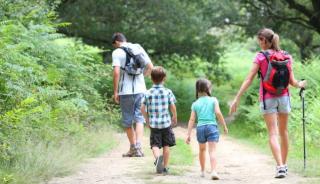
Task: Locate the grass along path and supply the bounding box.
[48,125,317,184]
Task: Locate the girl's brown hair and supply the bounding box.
[195,78,212,99]
[257,28,280,51]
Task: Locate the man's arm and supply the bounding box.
[113,66,120,104]
[144,62,153,76]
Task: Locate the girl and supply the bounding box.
[229,28,306,178]
[186,78,228,180]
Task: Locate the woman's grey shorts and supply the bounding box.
[260,96,291,114]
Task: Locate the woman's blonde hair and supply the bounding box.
[257,28,280,51]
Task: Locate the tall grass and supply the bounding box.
[0,125,118,184]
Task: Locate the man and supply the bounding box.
[112,32,153,157]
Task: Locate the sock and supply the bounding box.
[135,142,141,149]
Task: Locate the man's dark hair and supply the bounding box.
[111,32,127,44]
[151,66,166,84]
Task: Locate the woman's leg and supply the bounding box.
[208,142,217,172]
[199,143,206,172]
[278,113,289,165]
[263,113,283,166]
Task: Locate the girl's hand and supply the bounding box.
[224,126,229,134]
[229,98,239,115]
[185,136,191,144]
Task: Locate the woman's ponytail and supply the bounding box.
[271,33,280,51]
[257,28,281,51]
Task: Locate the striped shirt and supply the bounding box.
[142,84,176,129]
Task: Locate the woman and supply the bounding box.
[229,28,306,178]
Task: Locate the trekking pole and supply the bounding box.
[299,85,306,169]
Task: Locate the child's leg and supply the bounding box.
[199,143,206,172]
[152,146,161,159]
[208,141,217,172]
[163,146,170,168]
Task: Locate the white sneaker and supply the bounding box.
[200,171,205,178]
[275,166,286,179]
[284,164,288,175]
[211,171,220,180]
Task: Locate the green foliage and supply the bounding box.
[57,0,224,64]
[0,1,119,183]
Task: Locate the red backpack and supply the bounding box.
[259,51,291,108]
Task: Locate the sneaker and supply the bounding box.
[133,147,144,157]
[284,165,288,175]
[200,171,205,178]
[122,146,135,157]
[211,171,220,180]
[275,166,286,179]
[154,155,164,173]
[163,167,169,175]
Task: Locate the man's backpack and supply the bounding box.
[259,51,291,96]
[120,46,146,75]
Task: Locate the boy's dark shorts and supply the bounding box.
[150,126,176,149]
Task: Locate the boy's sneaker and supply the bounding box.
[275,166,286,178]
[154,155,164,173]
[122,146,135,157]
[211,171,220,180]
[163,167,169,175]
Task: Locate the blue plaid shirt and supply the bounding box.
[142,84,176,129]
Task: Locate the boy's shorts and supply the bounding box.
[260,96,291,115]
[196,124,219,143]
[119,93,145,128]
[150,127,176,149]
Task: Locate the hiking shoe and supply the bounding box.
[275,166,286,179]
[211,171,220,180]
[163,167,169,175]
[133,147,144,157]
[154,155,164,173]
[122,146,136,157]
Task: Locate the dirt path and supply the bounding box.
[48,126,312,184]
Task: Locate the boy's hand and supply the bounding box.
[171,116,177,127]
[146,121,150,128]
[185,135,191,144]
[224,126,229,134]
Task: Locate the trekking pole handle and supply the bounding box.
[299,79,305,98]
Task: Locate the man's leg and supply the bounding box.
[120,95,136,157]
[133,93,145,156]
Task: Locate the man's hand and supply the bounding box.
[113,93,120,104]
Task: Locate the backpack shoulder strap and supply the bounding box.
[260,51,270,63]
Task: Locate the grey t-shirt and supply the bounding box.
[112,42,151,95]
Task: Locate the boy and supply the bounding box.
[141,66,177,174]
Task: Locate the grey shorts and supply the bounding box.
[260,96,291,114]
[119,93,145,128]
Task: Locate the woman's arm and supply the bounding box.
[289,70,306,88]
[215,98,228,134]
[229,63,260,114]
[186,111,196,144]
